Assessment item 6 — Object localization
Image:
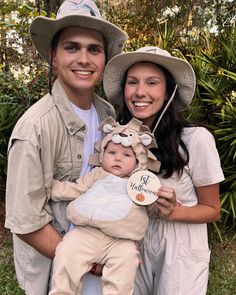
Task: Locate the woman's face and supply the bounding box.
[124,62,167,127]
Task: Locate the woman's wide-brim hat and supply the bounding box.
[29,0,128,63]
[103,46,196,111]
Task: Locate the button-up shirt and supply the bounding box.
[5,79,115,295]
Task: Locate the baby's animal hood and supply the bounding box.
[89,117,161,173]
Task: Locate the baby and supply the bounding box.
[49,117,160,295]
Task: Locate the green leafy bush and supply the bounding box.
[0,0,235,239]
[0,71,47,198]
[189,27,236,239]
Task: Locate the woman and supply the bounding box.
[103,46,224,295]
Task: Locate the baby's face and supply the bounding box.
[102,142,137,177]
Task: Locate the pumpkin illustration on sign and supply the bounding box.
[135,193,145,202]
[127,170,161,205]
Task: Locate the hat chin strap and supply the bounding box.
[152,84,178,134]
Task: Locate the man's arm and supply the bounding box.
[17,223,62,259]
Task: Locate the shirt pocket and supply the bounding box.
[54,161,73,180]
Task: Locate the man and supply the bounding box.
[5,1,127,294]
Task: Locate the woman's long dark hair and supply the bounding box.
[118,65,197,178]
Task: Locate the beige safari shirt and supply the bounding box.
[5,79,115,295]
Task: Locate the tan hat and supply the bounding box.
[89,117,161,174]
[103,46,196,111]
[29,0,128,63]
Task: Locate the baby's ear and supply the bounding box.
[98,116,118,133]
[103,123,114,134]
[139,134,153,146]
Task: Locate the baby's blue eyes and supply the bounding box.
[108,151,131,157]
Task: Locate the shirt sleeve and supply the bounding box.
[5,139,52,234]
[187,127,225,186]
[51,170,94,201]
[51,167,107,201]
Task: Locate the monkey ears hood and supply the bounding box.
[89,117,161,173]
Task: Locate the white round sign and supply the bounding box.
[127,170,161,205]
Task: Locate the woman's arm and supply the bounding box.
[146,183,221,223]
[168,183,221,223]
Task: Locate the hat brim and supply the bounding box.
[103,51,196,111]
[30,15,128,63]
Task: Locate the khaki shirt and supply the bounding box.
[5,79,115,295]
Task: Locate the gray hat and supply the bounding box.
[103,46,196,111]
[30,0,128,63]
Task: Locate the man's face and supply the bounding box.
[53,26,106,109]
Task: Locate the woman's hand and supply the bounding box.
[146,187,177,220]
[157,187,177,219]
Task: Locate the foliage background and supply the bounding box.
[0,0,235,237]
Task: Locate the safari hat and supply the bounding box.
[103,46,196,111]
[30,0,128,63]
